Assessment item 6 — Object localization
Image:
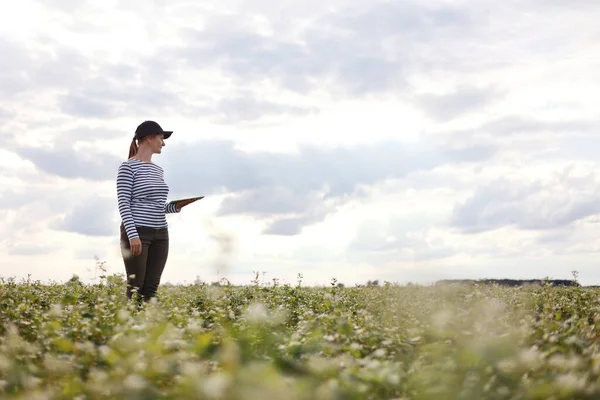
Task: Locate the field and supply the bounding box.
[1,274,600,399]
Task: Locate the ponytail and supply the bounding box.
[128,137,138,158]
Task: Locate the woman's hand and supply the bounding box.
[175,198,201,211]
[130,238,142,256]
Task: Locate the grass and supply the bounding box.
[1,274,600,399]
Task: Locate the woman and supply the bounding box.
[116,120,198,303]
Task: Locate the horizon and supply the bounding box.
[0,270,584,288]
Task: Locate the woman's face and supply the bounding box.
[145,134,166,154]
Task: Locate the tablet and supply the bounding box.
[169,196,204,205]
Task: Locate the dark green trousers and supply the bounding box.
[119,224,169,302]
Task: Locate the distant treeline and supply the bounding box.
[435,279,580,287]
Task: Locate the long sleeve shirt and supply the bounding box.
[116,158,180,240]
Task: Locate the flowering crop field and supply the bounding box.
[1,276,600,399]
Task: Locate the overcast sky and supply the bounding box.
[0,0,599,286]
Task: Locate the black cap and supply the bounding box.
[134,120,173,140]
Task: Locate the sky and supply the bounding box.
[0,0,599,286]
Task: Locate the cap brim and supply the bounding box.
[163,131,173,139]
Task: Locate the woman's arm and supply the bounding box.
[116,163,139,240]
[165,197,202,213]
[164,201,181,214]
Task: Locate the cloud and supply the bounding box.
[52,195,117,237]
[4,134,496,238]
[0,175,118,241]
[215,92,319,123]
[0,39,34,99]
[165,139,496,195]
[0,34,183,120]
[458,116,598,139]
[218,187,319,216]
[0,189,41,210]
[169,1,472,96]
[531,0,600,8]
[7,243,56,256]
[11,145,122,181]
[57,73,182,119]
[264,214,324,236]
[53,125,128,146]
[0,37,90,101]
[348,214,456,262]
[415,86,502,121]
[0,106,13,121]
[59,94,115,118]
[218,187,336,235]
[8,0,589,130]
[424,116,600,159]
[3,36,319,123]
[161,138,496,234]
[450,172,600,234]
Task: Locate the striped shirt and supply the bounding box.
[116,158,179,240]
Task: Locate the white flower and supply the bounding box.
[497,359,516,373]
[43,355,73,374]
[98,345,111,359]
[518,347,541,368]
[548,354,581,371]
[307,356,337,374]
[23,376,41,389]
[47,304,63,318]
[244,303,268,324]
[134,361,147,372]
[0,355,10,372]
[201,373,231,399]
[373,348,387,358]
[565,335,578,345]
[76,341,95,354]
[152,359,169,375]
[555,373,586,391]
[124,374,146,391]
[181,361,206,377]
[431,309,453,329]
[117,310,130,322]
[88,368,108,383]
[387,373,401,385]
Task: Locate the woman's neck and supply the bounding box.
[132,147,153,162]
